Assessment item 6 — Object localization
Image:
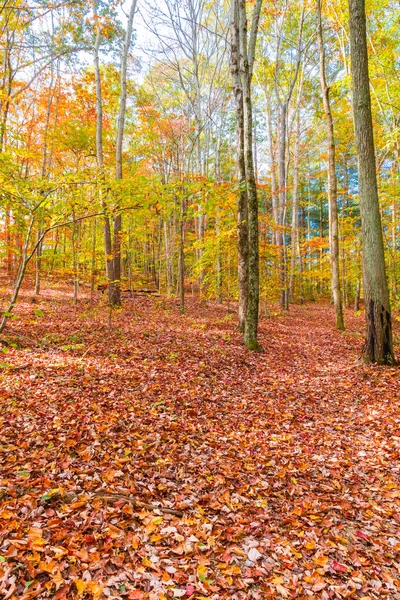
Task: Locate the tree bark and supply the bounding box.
[348,0,395,364]
[93,5,115,304]
[239,0,261,350]
[230,0,249,332]
[277,100,288,310]
[289,109,301,302]
[112,0,137,307]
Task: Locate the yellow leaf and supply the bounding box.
[75,579,86,595]
[142,558,153,568]
[86,581,104,599]
[290,546,302,558]
[153,516,163,524]
[305,539,316,550]
[197,564,208,578]
[51,571,64,589]
[313,555,329,567]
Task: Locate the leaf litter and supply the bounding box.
[0,290,400,599]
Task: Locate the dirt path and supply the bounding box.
[0,292,399,599]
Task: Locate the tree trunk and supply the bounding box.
[317,0,345,330]
[93,6,115,305]
[112,0,137,306]
[277,101,288,310]
[178,197,185,314]
[266,102,278,245]
[239,0,260,350]
[230,0,249,332]
[348,0,394,365]
[289,108,301,301]
[90,218,97,301]
[34,232,43,295]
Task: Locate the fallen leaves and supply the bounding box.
[1,292,400,598]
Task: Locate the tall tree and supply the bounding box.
[94,0,137,307]
[112,0,137,306]
[230,0,248,332]
[348,0,395,364]
[230,0,262,350]
[316,0,344,330]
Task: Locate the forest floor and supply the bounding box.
[1,283,400,600]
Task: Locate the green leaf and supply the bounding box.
[33,308,45,318]
[16,469,30,478]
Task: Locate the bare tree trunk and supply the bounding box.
[354,279,361,312]
[34,232,43,295]
[216,209,223,303]
[349,0,394,364]
[266,102,278,244]
[93,6,114,305]
[72,215,79,306]
[230,0,249,332]
[239,0,261,350]
[112,0,137,307]
[289,108,301,301]
[178,198,185,313]
[277,100,288,310]
[317,0,345,330]
[90,218,97,301]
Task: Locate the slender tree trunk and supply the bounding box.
[93,6,115,305]
[34,232,43,295]
[90,218,97,301]
[239,0,261,349]
[72,216,79,306]
[178,197,185,314]
[216,209,223,303]
[317,0,345,330]
[289,109,301,301]
[112,0,137,307]
[354,279,361,312]
[349,0,394,364]
[266,102,278,245]
[277,101,288,310]
[230,0,249,332]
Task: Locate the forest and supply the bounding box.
[0,0,400,598]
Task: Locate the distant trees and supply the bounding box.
[0,0,398,364]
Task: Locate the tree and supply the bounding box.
[230,0,262,350]
[348,0,395,364]
[94,0,137,307]
[316,0,344,330]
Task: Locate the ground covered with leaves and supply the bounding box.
[1,286,400,599]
